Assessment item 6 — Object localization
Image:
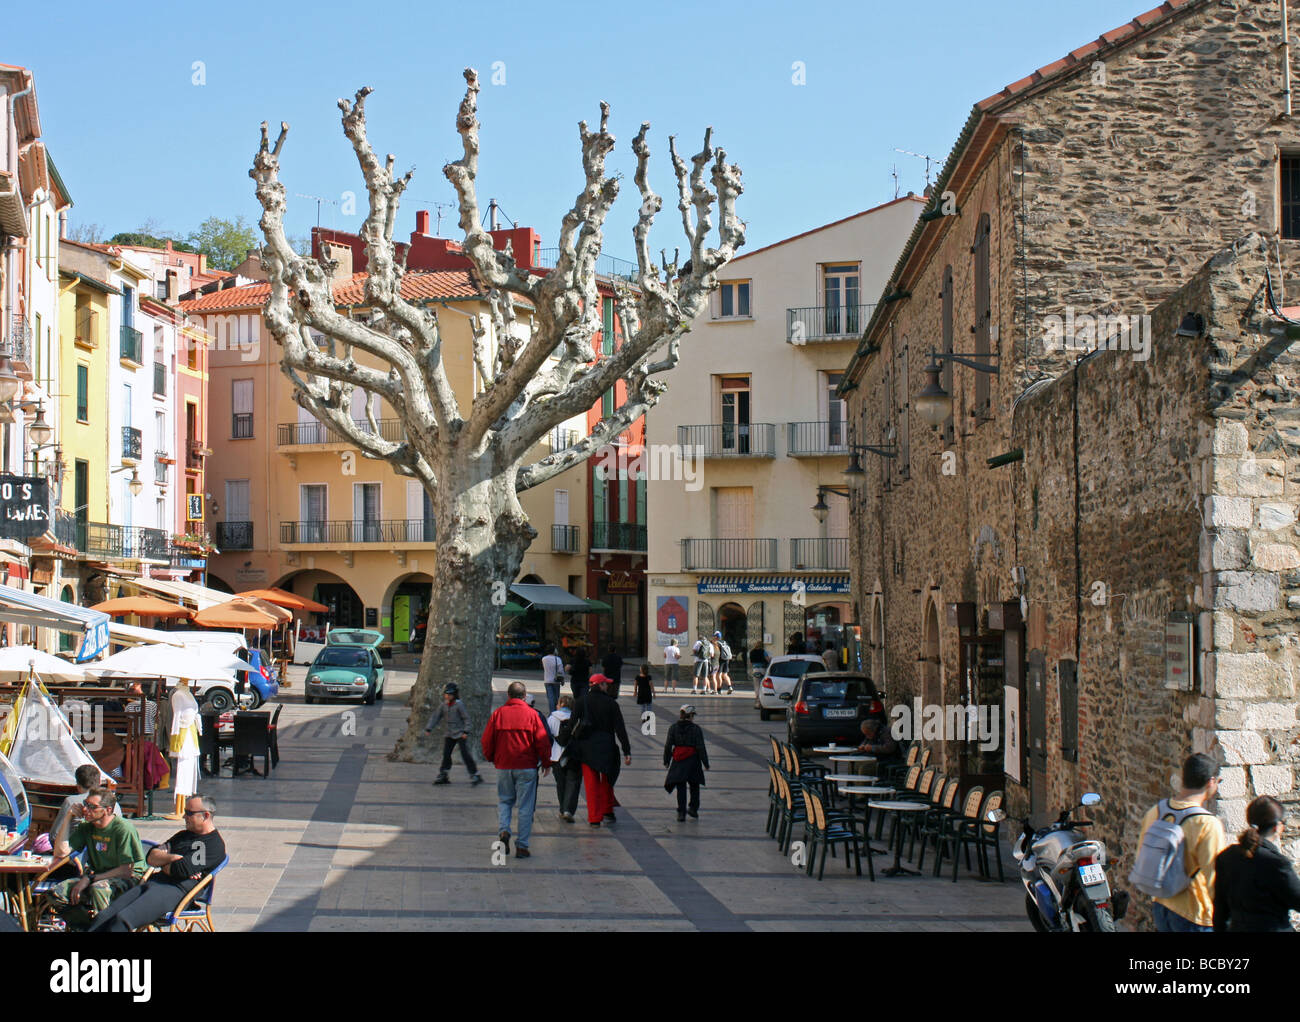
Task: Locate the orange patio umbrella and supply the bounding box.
[192,598,284,630]
[237,587,329,614]
[91,596,195,620]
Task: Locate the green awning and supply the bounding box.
[509,584,590,612]
[584,598,613,613]
[500,601,527,616]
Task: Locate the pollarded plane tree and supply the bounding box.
[250,69,744,760]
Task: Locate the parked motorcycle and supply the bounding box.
[1005,793,1129,932]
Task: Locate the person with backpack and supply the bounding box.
[691,634,712,694]
[1129,753,1227,932]
[663,705,710,821]
[547,694,582,823]
[714,631,734,694]
[1213,795,1300,932]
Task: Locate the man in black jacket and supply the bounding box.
[601,646,624,698]
[574,675,631,826]
[88,796,226,932]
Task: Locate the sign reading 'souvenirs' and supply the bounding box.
[0,475,50,540]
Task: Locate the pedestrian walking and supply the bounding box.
[481,681,552,859]
[787,632,806,655]
[1129,753,1227,932]
[663,638,682,692]
[426,683,484,786]
[663,705,709,821]
[1213,795,1300,932]
[573,674,631,827]
[601,645,624,698]
[633,663,655,715]
[690,634,712,694]
[715,631,734,694]
[547,694,582,823]
[568,646,591,704]
[541,647,566,715]
[707,631,722,694]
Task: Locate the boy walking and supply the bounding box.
[426,683,484,786]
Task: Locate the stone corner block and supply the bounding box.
[1205,496,1253,529]
[1250,765,1295,797]
[1215,729,1270,765]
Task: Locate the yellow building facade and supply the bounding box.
[57,268,111,533]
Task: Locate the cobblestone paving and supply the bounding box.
[134,666,1027,931]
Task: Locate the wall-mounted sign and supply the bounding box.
[186,494,204,522]
[0,475,50,540]
[1164,612,1195,691]
[607,571,639,594]
[696,575,850,595]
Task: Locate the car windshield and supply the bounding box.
[330,631,380,646]
[316,649,370,668]
[769,661,816,679]
[804,679,871,701]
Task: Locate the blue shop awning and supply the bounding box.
[0,583,110,661]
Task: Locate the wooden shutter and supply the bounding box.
[941,265,954,445]
[973,214,991,417]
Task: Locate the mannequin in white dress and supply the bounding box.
[168,680,201,819]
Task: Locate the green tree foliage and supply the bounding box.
[108,231,198,253]
[187,215,259,272]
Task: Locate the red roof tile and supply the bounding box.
[178,269,481,313]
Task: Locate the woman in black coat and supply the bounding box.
[663,705,710,821]
[573,676,631,826]
[568,647,591,703]
[1213,795,1300,932]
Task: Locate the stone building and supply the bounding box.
[841,0,1300,892]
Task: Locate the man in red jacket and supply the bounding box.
[481,682,552,859]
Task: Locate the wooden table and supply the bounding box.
[868,801,928,877]
[0,853,53,931]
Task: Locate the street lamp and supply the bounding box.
[916,350,1000,428]
[27,404,52,446]
[811,489,832,524]
[111,465,144,496]
[0,355,19,405]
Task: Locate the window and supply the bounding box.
[1283,155,1300,239]
[973,213,992,418]
[822,263,861,335]
[34,313,41,382]
[76,365,89,422]
[602,297,615,355]
[353,482,381,542]
[718,375,751,454]
[712,487,754,539]
[941,265,954,445]
[232,379,253,438]
[819,372,847,450]
[225,480,250,523]
[716,280,751,319]
[156,498,167,532]
[156,411,167,454]
[299,484,326,542]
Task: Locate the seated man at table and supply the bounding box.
[87,795,226,932]
[855,719,901,773]
[47,788,145,930]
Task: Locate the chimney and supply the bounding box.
[416,210,431,236]
[58,210,68,239]
[166,269,179,302]
[322,241,354,283]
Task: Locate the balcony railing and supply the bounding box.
[78,523,168,561]
[186,440,206,469]
[120,324,143,364]
[787,420,850,456]
[121,426,142,461]
[232,413,254,439]
[216,521,254,550]
[55,510,78,549]
[548,427,580,453]
[153,361,166,397]
[681,538,778,571]
[75,308,99,349]
[677,423,776,458]
[2,314,30,366]
[790,537,849,571]
[170,546,207,570]
[786,303,874,343]
[534,248,638,282]
[276,418,405,446]
[591,521,647,552]
[280,518,436,545]
[551,524,581,553]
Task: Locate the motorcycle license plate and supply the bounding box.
[1078,864,1105,886]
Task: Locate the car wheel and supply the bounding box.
[304,694,315,705]
[205,689,233,713]
[364,683,376,706]
[759,708,771,721]
[376,680,385,701]
[244,687,263,710]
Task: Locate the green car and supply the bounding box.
[305,631,386,705]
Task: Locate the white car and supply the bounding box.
[753,654,827,720]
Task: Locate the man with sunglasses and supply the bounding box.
[46,788,145,930]
[87,795,226,932]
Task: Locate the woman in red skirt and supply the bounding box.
[573,674,631,826]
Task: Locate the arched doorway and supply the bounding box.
[717,602,747,661]
[921,599,944,767]
[275,569,364,629]
[872,598,885,686]
[206,574,235,595]
[59,585,76,652]
[805,601,850,666]
[386,572,433,650]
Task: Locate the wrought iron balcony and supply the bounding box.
[548,427,581,453]
[591,521,647,552]
[55,510,78,549]
[681,538,778,572]
[786,303,874,343]
[153,361,167,397]
[787,420,850,456]
[75,308,99,349]
[790,537,849,571]
[216,521,254,550]
[676,423,776,458]
[232,413,253,439]
[3,314,30,366]
[78,522,168,561]
[120,324,143,364]
[276,418,406,447]
[534,247,638,282]
[280,518,436,545]
[551,524,581,553]
[121,426,142,461]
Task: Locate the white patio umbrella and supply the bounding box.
[0,646,90,683]
[85,643,257,682]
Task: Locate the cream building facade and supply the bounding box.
[645,197,923,672]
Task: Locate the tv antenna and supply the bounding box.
[411,199,457,235]
[295,193,339,228]
[894,148,939,190]
[891,164,900,200]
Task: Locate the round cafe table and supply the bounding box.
[0,853,52,931]
[868,800,928,877]
[813,745,856,754]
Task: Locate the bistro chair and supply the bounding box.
[29,851,86,931]
[231,712,272,777]
[918,747,932,768]
[803,789,871,881]
[766,764,784,839]
[141,855,230,932]
[788,746,835,805]
[975,790,1007,883]
[268,703,283,769]
[881,743,918,787]
[900,771,946,859]
[774,773,807,856]
[915,778,961,872]
[932,785,985,881]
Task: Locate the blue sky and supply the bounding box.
[17,0,1155,258]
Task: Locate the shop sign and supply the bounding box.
[607,570,639,594]
[696,576,849,595]
[0,475,50,540]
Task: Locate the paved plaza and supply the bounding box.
[134,665,1027,932]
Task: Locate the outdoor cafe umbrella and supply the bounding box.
[0,646,90,683]
[90,595,195,620]
[237,587,329,614]
[85,643,257,682]
[191,599,285,631]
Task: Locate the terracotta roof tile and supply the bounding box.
[178,269,482,313]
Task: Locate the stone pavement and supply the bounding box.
[134,666,1027,931]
